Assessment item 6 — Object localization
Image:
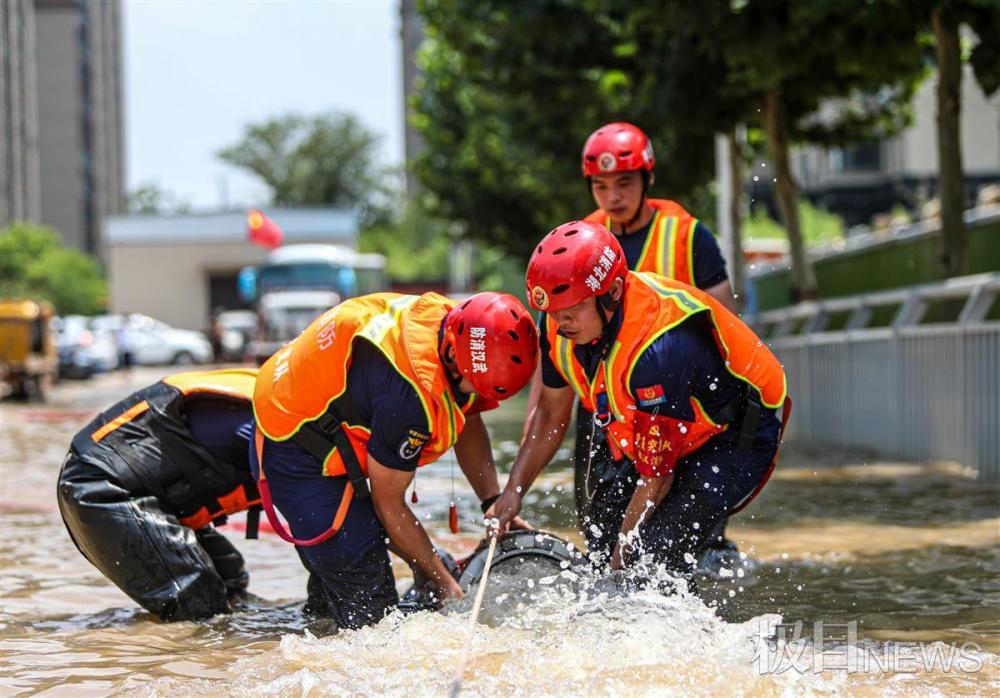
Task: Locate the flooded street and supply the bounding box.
[2,367,998,696]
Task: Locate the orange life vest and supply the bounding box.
[584,198,700,285]
[79,368,261,530]
[254,292,473,477]
[546,272,787,464]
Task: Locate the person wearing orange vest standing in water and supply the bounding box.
[58,369,264,621]
[525,122,740,556]
[582,122,735,307]
[252,291,537,629]
[492,222,789,585]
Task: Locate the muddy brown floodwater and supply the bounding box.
[1,367,998,696]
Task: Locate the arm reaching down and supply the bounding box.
[610,472,674,570]
[453,413,501,503]
[368,456,463,601]
[487,383,576,532]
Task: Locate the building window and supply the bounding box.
[830,142,884,173]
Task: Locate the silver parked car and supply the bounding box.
[92,314,213,366]
[55,315,120,378]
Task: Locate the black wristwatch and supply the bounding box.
[480,494,501,514]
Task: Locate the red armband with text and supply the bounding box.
[632,411,686,478]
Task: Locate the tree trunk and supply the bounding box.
[728,128,747,312]
[932,7,967,278]
[762,88,817,302]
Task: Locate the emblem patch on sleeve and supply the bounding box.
[398,427,431,461]
[636,384,667,408]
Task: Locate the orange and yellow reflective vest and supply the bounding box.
[584,198,700,285]
[545,271,787,464]
[75,368,261,530]
[254,292,475,477]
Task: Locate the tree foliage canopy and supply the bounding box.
[413,0,726,259]
[0,222,107,315]
[218,112,390,224]
[126,181,191,215]
[413,0,929,276]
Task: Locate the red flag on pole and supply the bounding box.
[247,209,284,249]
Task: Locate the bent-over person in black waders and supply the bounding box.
[57,369,263,621]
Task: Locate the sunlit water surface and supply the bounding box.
[1,368,997,695]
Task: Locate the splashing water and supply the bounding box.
[2,370,998,696]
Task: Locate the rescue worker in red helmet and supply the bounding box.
[581,122,734,308]
[252,291,537,629]
[58,368,263,621]
[525,122,739,551]
[491,222,789,582]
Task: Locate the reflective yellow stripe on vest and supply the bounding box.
[635,272,704,312]
[682,217,699,283]
[636,272,787,409]
[359,294,419,344]
[357,294,448,448]
[632,209,660,272]
[554,332,585,398]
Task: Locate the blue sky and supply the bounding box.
[124,0,403,209]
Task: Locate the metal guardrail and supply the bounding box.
[749,273,1000,479]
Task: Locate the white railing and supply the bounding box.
[749,273,1000,479]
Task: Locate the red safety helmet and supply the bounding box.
[443,292,538,401]
[526,221,628,313]
[581,122,655,176]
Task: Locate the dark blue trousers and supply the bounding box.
[584,425,779,575]
[249,426,397,629]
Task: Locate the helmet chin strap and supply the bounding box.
[554,294,619,343]
[588,174,649,235]
[441,339,457,369]
[596,292,620,340]
[622,170,651,232]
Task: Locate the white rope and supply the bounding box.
[450,531,499,698]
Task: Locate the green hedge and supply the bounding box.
[753,216,1000,311]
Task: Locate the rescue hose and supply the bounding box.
[450,530,498,698]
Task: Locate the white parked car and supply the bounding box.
[93,314,213,366]
[54,315,120,378]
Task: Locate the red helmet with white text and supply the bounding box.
[525,221,628,313]
[581,122,655,177]
[443,292,538,401]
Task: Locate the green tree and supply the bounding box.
[0,222,107,314]
[126,181,191,214]
[217,112,390,225]
[641,0,927,301]
[744,200,846,246]
[415,1,928,303]
[359,201,454,283]
[920,1,999,277]
[413,0,728,259]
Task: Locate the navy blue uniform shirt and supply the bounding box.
[540,311,779,440]
[185,399,254,467]
[341,340,467,471]
[615,218,728,289]
[344,337,472,471]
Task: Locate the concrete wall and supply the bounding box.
[1,0,41,225]
[33,0,123,259]
[109,243,273,331]
[34,2,83,250]
[892,64,1000,177]
[792,66,999,191]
